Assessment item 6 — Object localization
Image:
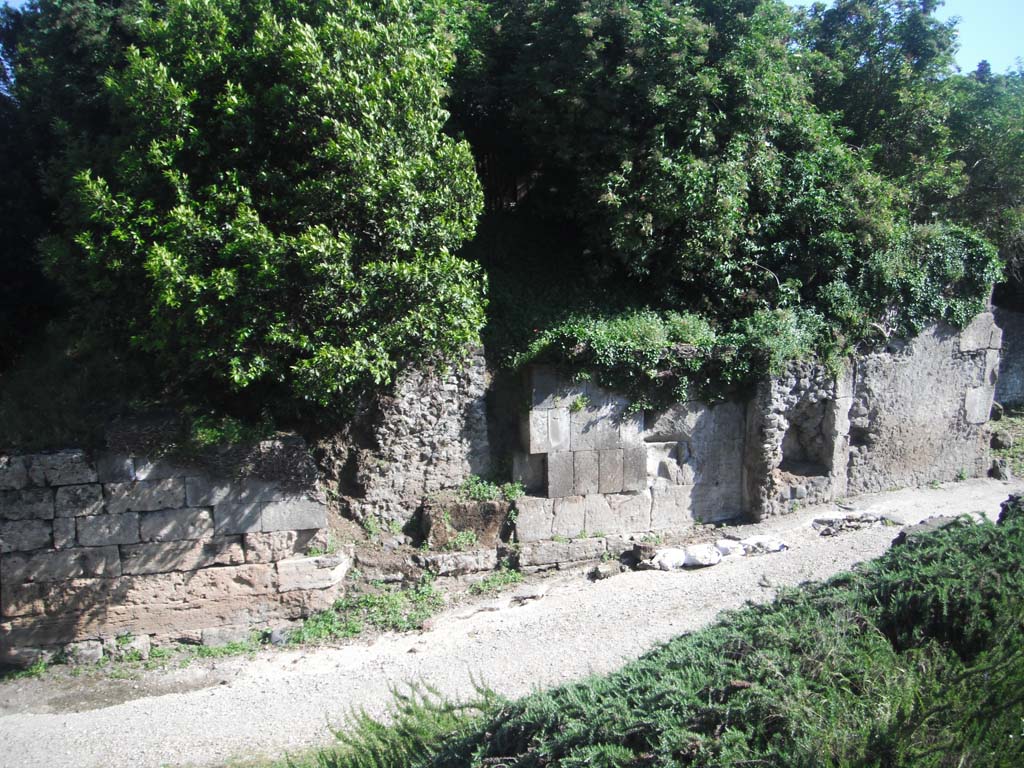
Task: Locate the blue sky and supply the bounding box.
[2,0,1021,72]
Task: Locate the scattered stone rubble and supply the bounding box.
[811,512,898,537]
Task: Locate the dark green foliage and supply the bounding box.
[297,497,1024,767]
[11,0,485,413]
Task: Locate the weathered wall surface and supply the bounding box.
[846,316,999,494]
[513,316,999,557]
[345,347,491,525]
[0,445,347,665]
[995,308,1024,405]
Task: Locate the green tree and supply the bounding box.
[15,0,485,410]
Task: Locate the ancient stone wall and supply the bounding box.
[995,308,1024,406]
[845,315,999,494]
[344,347,491,525]
[512,315,1000,561]
[0,446,347,665]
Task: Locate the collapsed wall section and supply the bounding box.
[0,444,347,665]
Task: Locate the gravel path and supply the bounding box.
[0,478,1017,768]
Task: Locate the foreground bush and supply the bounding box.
[11,0,484,411]
[292,496,1024,767]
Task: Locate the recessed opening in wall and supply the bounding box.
[779,398,833,477]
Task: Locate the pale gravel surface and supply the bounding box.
[0,478,1018,768]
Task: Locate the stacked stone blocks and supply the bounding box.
[0,449,346,664]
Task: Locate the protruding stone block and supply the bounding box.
[276,553,350,592]
[570,403,623,451]
[573,451,600,496]
[552,495,586,539]
[261,497,326,532]
[105,479,186,514]
[598,449,624,494]
[0,519,52,553]
[513,496,553,543]
[55,484,104,517]
[120,537,243,575]
[529,366,570,409]
[964,386,994,424]
[77,513,140,546]
[608,490,653,533]
[518,538,606,567]
[619,411,644,444]
[26,450,97,486]
[622,445,647,492]
[0,488,55,521]
[546,451,575,498]
[990,323,1004,350]
[522,410,550,454]
[64,640,104,664]
[185,477,279,507]
[0,455,28,490]
[140,508,213,542]
[1,546,120,583]
[583,494,617,535]
[133,457,192,481]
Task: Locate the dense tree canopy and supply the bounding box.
[0,0,1017,414]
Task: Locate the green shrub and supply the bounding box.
[19,0,484,413]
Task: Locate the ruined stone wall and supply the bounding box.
[845,315,999,494]
[512,315,1000,559]
[0,446,347,665]
[995,308,1024,406]
[345,347,491,525]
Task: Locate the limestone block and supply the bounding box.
[964,387,994,424]
[104,633,150,661]
[64,640,104,664]
[140,508,213,542]
[54,484,104,517]
[0,455,28,490]
[647,442,695,486]
[277,553,350,592]
[1,545,120,583]
[683,543,721,567]
[414,549,498,576]
[244,530,325,563]
[518,538,606,567]
[990,323,1003,350]
[513,496,553,543]
[644,402,706,442]
[573,451,600,496]
[0,488,54,521]
[26,450,97,486]
[119,537,243,575]
[607,490,652,533]
[570,402,623,451]
[214,501,263,535]
[261,497,326,532]
[522,410,550,454]
[583,494,618,535]
[185,476,279,507]
[95,453,134,483]
[512,452,546,495]
[598,449,624,494]
[52,518,76,549]
[622,445,647,492]
[133,457,193,481]
[201,625,253,647]
[985,349,1000,387]
[529,365,571,409]
[105,479,186,514]
[548,408,571,452]
[77,513,140,546]
[959,312,995,352]
[552,495,586,538]
[547,451,574,498]
[0,519,51,553]
[650,486,694,531]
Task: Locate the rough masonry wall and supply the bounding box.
[846,315,1000,494]
[995,308,1024,405]
[346,347,491,525]
[0,445,347,665]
